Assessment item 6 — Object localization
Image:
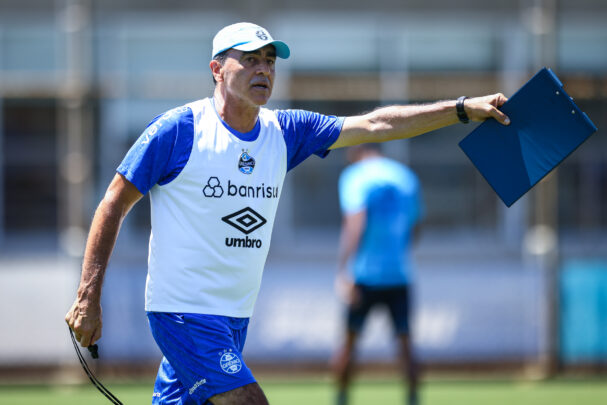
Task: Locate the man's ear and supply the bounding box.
[209,60,223,83]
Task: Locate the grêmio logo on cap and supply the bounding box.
[256,30,268,40]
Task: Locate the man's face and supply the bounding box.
[219,45,277,107]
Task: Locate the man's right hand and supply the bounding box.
[65,299,102,348]
[335,271,361,307]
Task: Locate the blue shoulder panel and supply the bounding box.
[117,106,194,195]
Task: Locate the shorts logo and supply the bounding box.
[238,150,255,175]
[222,207,266,235]
[220,350,242,374]
[256,30,269,41]
[188,378,207,396]
[202,177,224,197]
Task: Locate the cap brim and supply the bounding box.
[233,40,290,59]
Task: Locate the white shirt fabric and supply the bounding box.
[145,98,286,317]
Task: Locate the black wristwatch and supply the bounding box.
[456,96,469,124]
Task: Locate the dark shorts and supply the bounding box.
[147,312,256,405]
[347,284,411,335]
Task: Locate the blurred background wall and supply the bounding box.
[0,0,606,379]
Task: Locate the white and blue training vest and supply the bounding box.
[118,97,344,317]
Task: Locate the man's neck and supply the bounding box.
[212,89,260,133]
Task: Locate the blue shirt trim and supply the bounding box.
[117,107,194,195]
[211,98,261,142]
[275,109,344,172]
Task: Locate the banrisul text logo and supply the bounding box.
[202,177,279,199]
[222,207,266,249]
[238,150,255,174]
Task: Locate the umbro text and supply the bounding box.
[225,236,263,249]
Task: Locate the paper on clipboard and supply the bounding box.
[458,67,598,207]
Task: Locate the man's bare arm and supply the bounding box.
[65,173,143,347]
[330,94,509,150]
[337,211,366,274]
[335,211,366,304]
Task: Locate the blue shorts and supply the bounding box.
[147,312,256,404]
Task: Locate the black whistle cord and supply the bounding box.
[68,326,124,405]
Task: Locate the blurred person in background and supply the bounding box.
[65,21,509,405]
[333,143,423,405]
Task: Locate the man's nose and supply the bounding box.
[257,61,272,76]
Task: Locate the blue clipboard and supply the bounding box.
[458,67,598,207]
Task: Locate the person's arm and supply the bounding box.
[329,94,510,150]
[65,173,143,347]
[337,211,365,273]
[335,210,366,303]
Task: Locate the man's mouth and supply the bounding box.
[251,83,269,90]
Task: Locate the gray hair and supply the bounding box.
[212,50,229,85]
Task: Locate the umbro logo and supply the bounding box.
[222,207,267,235]
[222,207,267,249]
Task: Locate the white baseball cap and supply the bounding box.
[212,22,290,59]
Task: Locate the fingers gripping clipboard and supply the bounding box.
[458,68,598,207]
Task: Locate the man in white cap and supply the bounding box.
[66,22,510,405]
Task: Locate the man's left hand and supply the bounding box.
[465,93,510,125]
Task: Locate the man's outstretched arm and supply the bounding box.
[65,173,143,347]
[329,93,510,150]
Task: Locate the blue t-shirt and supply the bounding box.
[117,102,344,195]
[339,156,423,287]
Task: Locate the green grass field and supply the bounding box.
[1,378,606,405]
